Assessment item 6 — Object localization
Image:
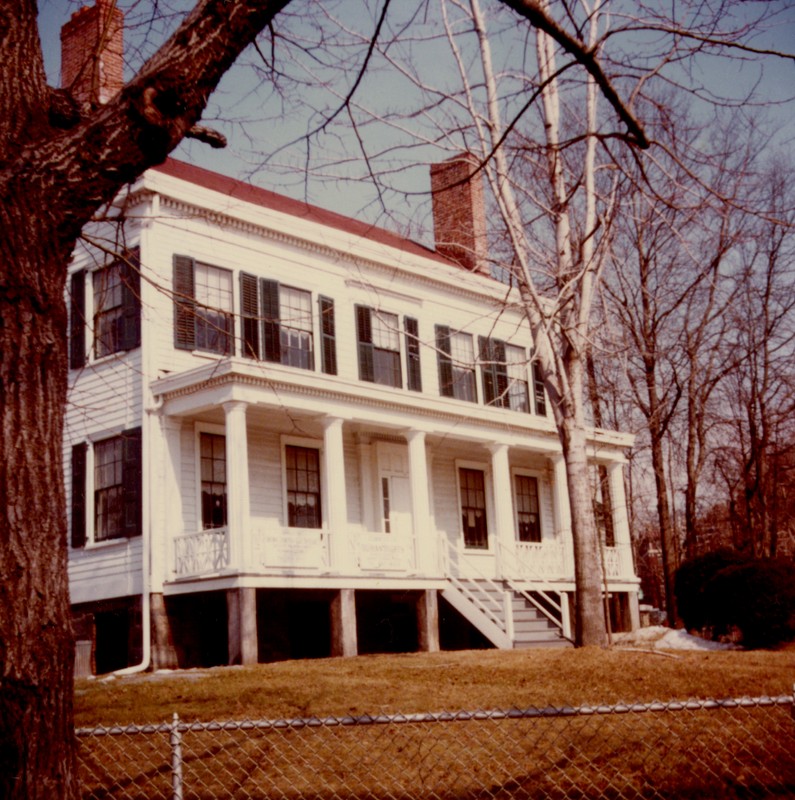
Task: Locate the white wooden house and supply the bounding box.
[65,154,639,674]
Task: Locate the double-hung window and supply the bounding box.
[70,427,142,547]
[278,285,314,369]
[480,338,530,413]
[70,248,141,369]
[515,474,541,542]
[93,250,141,359]
[356,306,402,388]
[200,432,227,530]
[285,445,322,528]
[459,467,488,549]
[173,255,234,355]
[437,326,477,402]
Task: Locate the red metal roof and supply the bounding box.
[153,158,448,265]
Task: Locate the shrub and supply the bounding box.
[674,549,750,632]
[707,559,795,649]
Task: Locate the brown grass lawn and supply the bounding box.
[74,644,795,726]
[75,646,795,799]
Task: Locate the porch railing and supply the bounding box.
[511,540,573,581]
[172,524,416,578]
[603,543,634,580]
[173,527,230,577]
[496,539,570,638]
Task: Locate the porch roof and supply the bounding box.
[151,357,634,460]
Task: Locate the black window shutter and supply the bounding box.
[493,339,508,407]
[405,316,422,392]
[261,279,281,363]
[479,336,497,406]
[240,272,260,359]
[319,295,337,375]
[119,247,141,352]
[122,427,142,538]
[71,442,87,548]
[533,362,547,416]
[69,270,86,369]
[173,255,196,350]
[355,305,374,382]
[436,325,454,397]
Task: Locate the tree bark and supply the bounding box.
[560,420,609,646]
[0,1,290,795]
[0,215,76,797]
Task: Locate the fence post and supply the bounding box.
[171,712,183,800]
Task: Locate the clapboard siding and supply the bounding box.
[68,538,143,605]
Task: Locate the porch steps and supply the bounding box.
[441,579,571,650]
[511,593,571,649]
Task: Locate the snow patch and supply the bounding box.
[615,626,739,651]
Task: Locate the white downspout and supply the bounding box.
[113,191,160,676]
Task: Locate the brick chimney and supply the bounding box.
[429,153,489,276]
[61,0,124,108]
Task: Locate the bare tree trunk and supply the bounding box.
[560,419,609,645]
[0,224,77,797]
[0,1,291,794]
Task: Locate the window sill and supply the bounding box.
[80,537,136,552]
[71,348,140,371]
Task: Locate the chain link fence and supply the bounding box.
[77,692,795,799]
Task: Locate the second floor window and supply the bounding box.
[480,337,530,413]
[174,255,234,355]
[70,248,140,369]
[93,251,141,359]
[356,305,403,388]
[437,326,477,402]
[276,284,314,369]
[506,345,530,413]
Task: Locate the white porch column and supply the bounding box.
[607,461,639,630]
[550,454,573,575]
[223,401,250,570]
[160,418,183,581]
[357,438,375,533]
[487,443,514,579]
[607,462,630,549]
[608,460,635,579]
[406,430,432,574]
[322,416,349,571]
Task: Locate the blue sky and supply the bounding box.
[37,0,795,239]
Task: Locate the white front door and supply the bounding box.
[382,474,412,537]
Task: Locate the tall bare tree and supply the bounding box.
[1,0,792,794]
[714,163,795,558]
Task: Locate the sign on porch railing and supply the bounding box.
[356,532,415,572]
[250,526,329,570]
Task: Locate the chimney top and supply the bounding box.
[429,153,489,276]
[61,0,124,108]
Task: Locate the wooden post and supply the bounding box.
[227,587,258,665]
[330,589,358,657]
[416,590,440,652]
